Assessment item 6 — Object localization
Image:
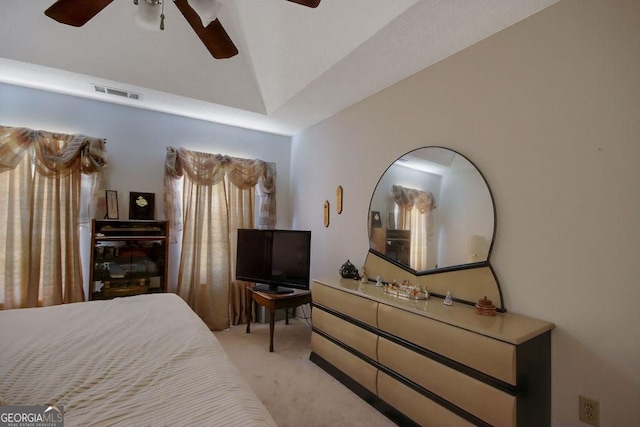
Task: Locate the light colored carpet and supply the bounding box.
[213,316,396,427]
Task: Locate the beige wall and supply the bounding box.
[291,0,640,425]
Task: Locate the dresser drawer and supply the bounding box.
[379,337,516,427]
[312,283,378,327]
[378,371,474,427]
[311,332,378,394]
[378,304,517,385]
[312,308,378,360]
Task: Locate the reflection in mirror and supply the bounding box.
[368,147,495,275]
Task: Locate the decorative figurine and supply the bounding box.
[443,291,453,306]
[381,279,429,300]
[339,259,359,279]
[475,296,497,316]
[360,266,369,283]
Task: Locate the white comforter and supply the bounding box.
[0,293,277,427]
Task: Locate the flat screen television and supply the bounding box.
[236,229,311,294]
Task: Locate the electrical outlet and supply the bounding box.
[579,395,600,426]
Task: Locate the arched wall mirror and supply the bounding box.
[365,147,503,310]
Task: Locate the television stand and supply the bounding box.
[253,283,294,294]
[246,287,311,352]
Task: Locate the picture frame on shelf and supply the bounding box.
[370,211,382,228]
[105,190,119,219]
[129,192,155,220]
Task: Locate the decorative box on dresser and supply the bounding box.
[310,277,554,427]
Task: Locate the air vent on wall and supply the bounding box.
[93,84,141,100]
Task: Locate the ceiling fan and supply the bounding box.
[43,0,321,59]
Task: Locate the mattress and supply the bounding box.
[0,293,277,427]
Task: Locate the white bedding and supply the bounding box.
[0,293,277,427]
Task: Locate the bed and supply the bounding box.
[0,293,277,426]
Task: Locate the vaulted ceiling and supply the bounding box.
[0,0,559,135]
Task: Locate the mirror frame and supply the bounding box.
[364,146,504,311]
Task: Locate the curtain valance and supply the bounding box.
[1,126,106,175]
[164,146,276,239]
[391,184,436,214]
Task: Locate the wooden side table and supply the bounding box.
[246,286,312,352]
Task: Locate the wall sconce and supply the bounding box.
[323,201,330,227]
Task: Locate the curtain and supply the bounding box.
[0,126,107,309]
[164,147,276,330]
[392,185,436,271]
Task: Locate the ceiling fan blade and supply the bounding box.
[44,0,114,27]
[173,0,238,59]
[287,0,321,8]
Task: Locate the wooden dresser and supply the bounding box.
[310,278,554,427]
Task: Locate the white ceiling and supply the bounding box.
[0,0,559,136]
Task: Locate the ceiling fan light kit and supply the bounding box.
[133,0,164,31]
[188,0,223,27]
[43,0,321,59]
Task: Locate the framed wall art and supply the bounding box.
[370,210,382,228]
[129,192,155,220]
[105,190,119,219]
